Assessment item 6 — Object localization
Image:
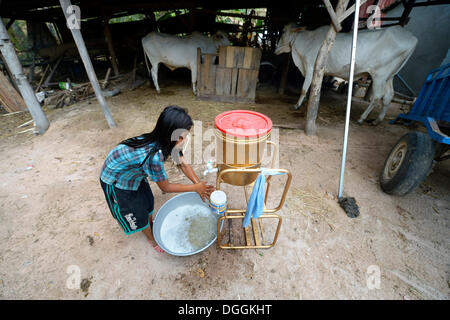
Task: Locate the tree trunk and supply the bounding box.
[59,0,116,128]
[102,14,119,76]
[278,53,290,95]
[305,0,350,136]
[0,18,49,133]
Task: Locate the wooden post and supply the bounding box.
[278,53,290,95]
[131,54,137,83]
[35,63,50,92]
[0,18,49,133]
[323,0,343,31]
[102,13,119,76]
[399,0,415,26]
[43,54,64,88]
[28,54,35,83]
[59,0,116,128]
[102,67,111,89]
[5,19,15,30]
[305,0,350,136]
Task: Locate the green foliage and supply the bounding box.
[215,8,266,26]
[109,14,145,24]
[154,9,190,22]
[4,19,34,62]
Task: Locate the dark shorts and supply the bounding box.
[100,178,154,235]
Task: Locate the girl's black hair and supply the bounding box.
[120,105,193,166]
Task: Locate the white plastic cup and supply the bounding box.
[209,190,227,215]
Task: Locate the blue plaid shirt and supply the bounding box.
[100,142,167,191]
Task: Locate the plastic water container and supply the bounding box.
[209,190,227,215]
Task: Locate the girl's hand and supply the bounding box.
[195,181,214,202]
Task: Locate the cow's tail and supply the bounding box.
[365,36,418,101]
[393,38,418,78]
[142,39,151,78]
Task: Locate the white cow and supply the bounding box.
[142,30,230,95]
[275,23,418,125]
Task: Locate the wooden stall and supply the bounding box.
[197,46,262,103]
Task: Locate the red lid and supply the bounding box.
[215,110,272,138]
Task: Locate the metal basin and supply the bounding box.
[153,192,222,256]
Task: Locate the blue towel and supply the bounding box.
[243,169,287,228]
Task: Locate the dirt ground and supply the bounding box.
[0,81,449,300]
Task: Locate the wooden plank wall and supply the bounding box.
[197,45,261,103]
[0,70,26,112]
[198,53,217,95]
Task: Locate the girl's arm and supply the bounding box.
[156,179,214,202]
[177,155,201,184]
[177,156,215,201]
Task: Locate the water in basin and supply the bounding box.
[159,203,218,254]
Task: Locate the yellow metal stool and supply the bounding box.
[216,167,292,249]
[212,110,291,249]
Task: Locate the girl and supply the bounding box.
[100,106,214,252]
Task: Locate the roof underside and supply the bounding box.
[1,0,315,22]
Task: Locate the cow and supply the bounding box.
[275,23,418,125]
[142,30,230,95]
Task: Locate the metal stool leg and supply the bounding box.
[216,167,291,249]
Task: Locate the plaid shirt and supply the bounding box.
[100,142,167,191]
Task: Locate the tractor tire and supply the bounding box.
[380,131,435,196]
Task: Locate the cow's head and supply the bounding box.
[275,23,305,55]
[212,30,230,48]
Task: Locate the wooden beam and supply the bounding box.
[378,22,401,28]
[5,19,15,30]
[102,67,111,89]
[0,18,49,133]
[2,1,268,21]
[244,226,252,246]
[191,8,267,20]
[399,0,416,26]
[251,218,261,246]
[323,0,343,32]
[413,0,449,7]
[59,0,116,129]
[305,0,350,136]
[43,55,64,88]
[359,16,403,20]
[35,63,50,93]
[28,54,35,83]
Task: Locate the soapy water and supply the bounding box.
[159,204,218,254]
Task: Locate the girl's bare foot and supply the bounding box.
[147,238,165,253]
[142,225,164,253]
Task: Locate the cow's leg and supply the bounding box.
[147,58,160,93]
[151,64,160,93]
[293,71,313,110]
[373,78,394,126]
[357,99,378,124]
[190,64,197,96]
[357,77,383,124]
